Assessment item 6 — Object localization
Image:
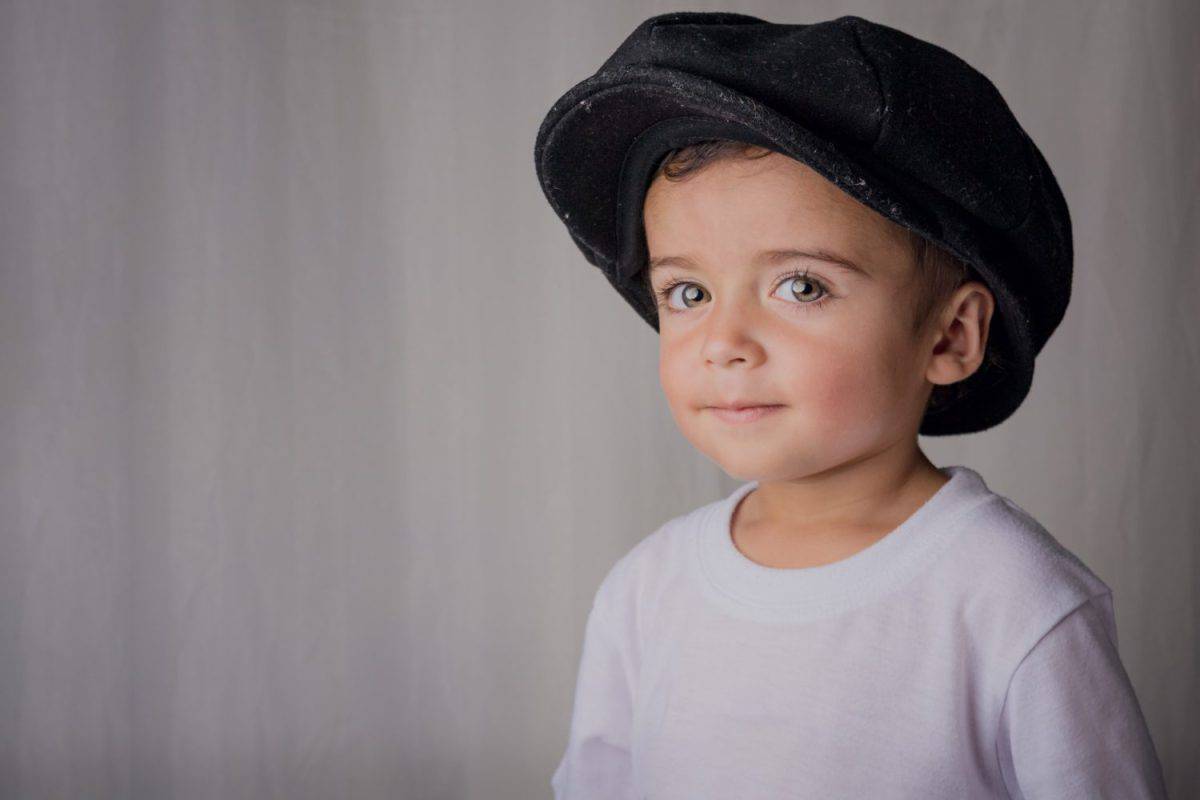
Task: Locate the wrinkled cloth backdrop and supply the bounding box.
[1,1,1196,797]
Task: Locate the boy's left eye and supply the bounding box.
[773,273,829,304]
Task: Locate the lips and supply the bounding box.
[711,404,779,411]
[706,404,785,424]
[708,399,783,411]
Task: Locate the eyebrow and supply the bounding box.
[647,248,871,278]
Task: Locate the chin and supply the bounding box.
[696,441,806,483]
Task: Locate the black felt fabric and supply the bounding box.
[533,11,1073,436]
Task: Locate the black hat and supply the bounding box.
[533,11,1073,436]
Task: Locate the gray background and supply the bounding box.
[1,0,1196,797]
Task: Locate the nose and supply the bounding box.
[701,298,765,368]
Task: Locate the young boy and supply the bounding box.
[533,12,1168,799]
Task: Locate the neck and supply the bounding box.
[739,442,947,539]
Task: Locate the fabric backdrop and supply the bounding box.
[1,1,1195,797]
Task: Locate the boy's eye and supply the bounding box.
[654,271,831,313]
[773,274,828,304]
[659,281,708,310]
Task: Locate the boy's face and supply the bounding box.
[644,152,941,482]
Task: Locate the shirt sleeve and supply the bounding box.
[550,596,637,800]
[996,591,1169,800]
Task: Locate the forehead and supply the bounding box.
[643,154,912,281]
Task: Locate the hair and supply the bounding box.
[637,138,1005,417]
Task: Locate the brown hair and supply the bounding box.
[638,139,1001,416]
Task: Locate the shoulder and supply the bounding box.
[589,488,723,623]
[961,491,1109,596]
[941,486,1113,671]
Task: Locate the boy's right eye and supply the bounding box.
[655,279,707,311]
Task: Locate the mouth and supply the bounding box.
[705,404,786,424]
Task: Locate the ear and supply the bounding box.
[925,281,995,387]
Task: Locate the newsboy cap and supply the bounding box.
[533,11,1073,436]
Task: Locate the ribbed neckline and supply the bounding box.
[693,465,998,622]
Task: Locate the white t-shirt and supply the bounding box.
[551,465,1168,799]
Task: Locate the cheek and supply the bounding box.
[658,336,698,411]
[780,324,909,429]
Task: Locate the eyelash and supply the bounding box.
[653,268,834,316]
